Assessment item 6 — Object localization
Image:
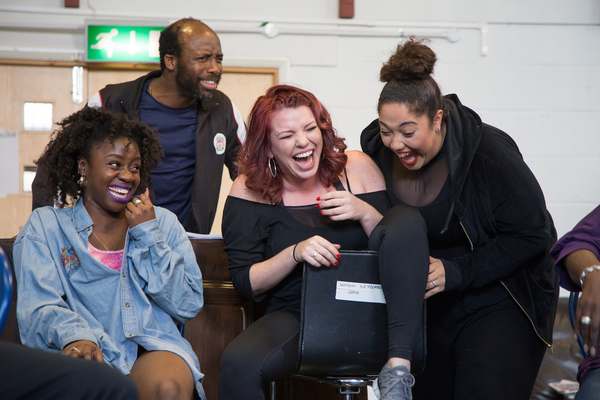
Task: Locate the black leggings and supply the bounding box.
[369,205,429,360]
[219,205,430,400]
[412,290,547,400]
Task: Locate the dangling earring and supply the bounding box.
[78,173,86,188]
[268,158,277,178]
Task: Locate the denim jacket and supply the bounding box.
[14,198,206,397]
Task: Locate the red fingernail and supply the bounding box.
[328,216,331,219]
[316,204,320,208]
[329,263,333,267]
[335,261,339,266]
[319,210,323,215]
[336,254,341,258]
[316,197,321,201]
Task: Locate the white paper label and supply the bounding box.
[335,281,386,304]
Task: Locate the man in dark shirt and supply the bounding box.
[33,18,246,233]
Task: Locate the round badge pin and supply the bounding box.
[213,133,226,155]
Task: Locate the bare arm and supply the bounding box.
[249,237,341,296]
[228,176,341,297]
[564,249,600,356]
[565,249,600,286]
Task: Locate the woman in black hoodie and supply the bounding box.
[361,38,558,399]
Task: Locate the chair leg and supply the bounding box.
[270,381,276,400]
[340,386,361,400]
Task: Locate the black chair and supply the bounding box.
[292,250,426,399]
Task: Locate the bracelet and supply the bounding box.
[292,243,300,263]
[579,265,600,287]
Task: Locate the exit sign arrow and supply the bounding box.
[126,31,141,56]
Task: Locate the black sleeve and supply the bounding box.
[224,134,241,181]
[443,127,555,292]
[222,196,271,301]
[31,167,55,210]
[224,100,244,181]
[356,190,391,216]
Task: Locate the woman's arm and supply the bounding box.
[127,210,203,325]
[317,151,387,236]
[226,176,341,298]
[14,214,99,352]
[248,237,341,296]
[564,250,600,356]
[551,204,600,291]
[550,205,600,355]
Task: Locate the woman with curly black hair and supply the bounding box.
[14,107,207,400]
[35,105,163,208]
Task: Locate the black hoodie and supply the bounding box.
[361,94,559,346]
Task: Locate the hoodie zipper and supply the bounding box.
[458,220,553,350]
[500,281,553,349]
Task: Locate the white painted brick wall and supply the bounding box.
[0,0,599,239]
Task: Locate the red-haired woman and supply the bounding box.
[219,85,429,400]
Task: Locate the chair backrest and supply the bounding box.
[296,250,426,377]
[0,246,14,335]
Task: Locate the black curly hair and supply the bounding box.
[35,107,164,208]
[159,18,203,71]
[378,37,448,124]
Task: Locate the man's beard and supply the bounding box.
[176,62,221,102]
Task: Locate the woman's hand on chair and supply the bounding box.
[61,340,103,362]
[295,236,341,268]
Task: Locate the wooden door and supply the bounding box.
[0,63,276,238]
[0,63,85,238]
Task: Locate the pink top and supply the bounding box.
[88,241,124,272]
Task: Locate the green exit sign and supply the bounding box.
[86,24,166,62]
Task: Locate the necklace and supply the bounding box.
[148,79,156,96]
[92,231,121,251]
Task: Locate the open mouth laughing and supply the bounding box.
[397,150,417,165]
[293,149,314,168]
[108,185,131,203]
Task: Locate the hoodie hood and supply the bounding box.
[442,94,483,217]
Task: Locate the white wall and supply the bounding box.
[1,0,600,238]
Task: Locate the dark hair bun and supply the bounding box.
[380,38,437,82]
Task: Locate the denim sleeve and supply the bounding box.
[127,208,203,324]
[14,216,98,351]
